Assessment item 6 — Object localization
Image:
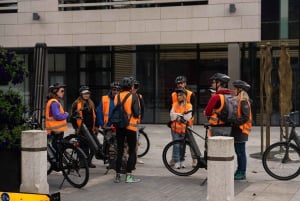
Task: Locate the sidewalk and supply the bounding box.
[47,125,300,201]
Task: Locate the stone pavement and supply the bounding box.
[47,124,300,201]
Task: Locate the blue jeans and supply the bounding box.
[234,142,247,174]
[171,131,184,163]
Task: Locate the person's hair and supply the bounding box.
[237,90,250,101]
[73,96,95,111]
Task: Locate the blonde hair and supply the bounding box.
[237,90,250,101]
[73,96,95,111]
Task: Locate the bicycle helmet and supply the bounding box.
[79,85,91,94]
[175,76,187,84]
[120,77,132,90]
[110,81,120,89]
[209,73,230,83]
[175,88,187,95]
[49,83,66,93]
[232,80,251,91]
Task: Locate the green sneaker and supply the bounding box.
[114,173,121,183]
[234,172,246,180]
[125,174,141,183]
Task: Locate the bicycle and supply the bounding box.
[162,115,208,177]
[262,111,300,180]
[137,125,150,158]
[25,109,90,188]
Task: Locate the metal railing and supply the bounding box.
[58,0,208,11]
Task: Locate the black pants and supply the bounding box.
[115,128,137,174]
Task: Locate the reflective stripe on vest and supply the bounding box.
[45,99,68,134]
[208,94,226,125]
[102,95,110,124]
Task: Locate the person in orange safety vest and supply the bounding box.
[231,80,252,180]
[170,88,193,169]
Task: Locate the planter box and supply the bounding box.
[0,149,21,192]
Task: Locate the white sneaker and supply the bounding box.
[174,162,181,169]
[180,162,186,168]
[137,159,144,164]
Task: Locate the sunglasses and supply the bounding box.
[59,90,65,93]
[112,88,120,91]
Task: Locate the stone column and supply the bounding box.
[207,136,234,201]
[228,43,241,82]
[20,130,49,194]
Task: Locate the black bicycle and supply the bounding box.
[47,134,89,188]
[162,115,208,176]
[137,125,150,158]
[25,109,89,188]
[262,111,300,180]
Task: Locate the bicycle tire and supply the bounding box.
[60,144,89,188]
[137,130,150,158]
[162,140,200,176]
[262,142,300,180]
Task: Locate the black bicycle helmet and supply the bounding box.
[209,73,230,83]
[110,81,120,89]
[120,77,132,90]
[79,85,91,94]
[232,80,251,91]
[49,83,66,93]
[175,88,187,95]
[175,75,187,84]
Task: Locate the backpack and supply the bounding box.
[218,94,238,124]
[109,93,131,128]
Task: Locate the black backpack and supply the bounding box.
[218,94,238,124]
[109,93,131,128]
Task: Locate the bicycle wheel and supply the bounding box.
[262,142,300,180]
[162,140,200,176]
[60,144,89,188]
[137,130,150,158]
[47,159,53,175]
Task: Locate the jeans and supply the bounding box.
[234,142,247,174]
[171,131,184,163]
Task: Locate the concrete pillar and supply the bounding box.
[207,136,234,201]
[20,130,49,194]
[228,43,241,83]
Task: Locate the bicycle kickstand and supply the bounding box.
[200,177,207,186]
[59,177,66,189]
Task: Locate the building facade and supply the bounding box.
[0,0,299,125]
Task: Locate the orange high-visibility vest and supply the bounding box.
[114,91,139,132]
[172,89,193,104]
[171,103,193,134]
[237,99,252,135]
[76,101,96,128]
[45,99,68,134]
[101,95,110,125]
[208,94,226,125]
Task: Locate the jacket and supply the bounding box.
[45,99,68,134]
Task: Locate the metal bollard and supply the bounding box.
[20,130,49,194]
[207,136,234,201]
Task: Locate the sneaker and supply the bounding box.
[234,172,246,180]
[88,163,96,168]
[137,159,144,164]
[169,160,175,167]
[125,174,141,183]
[192,159,197,168]
[174,162,181,169]
[180,162,186,168]
[114,173,121,183]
